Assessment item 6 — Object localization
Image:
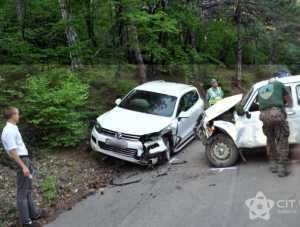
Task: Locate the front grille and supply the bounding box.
[101,128,141,141]
[98,141,137,158]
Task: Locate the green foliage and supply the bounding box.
[87,66,138,110]
[0,65,137,152]
[1,0,299,76]
[41,176,58,202]
[242,72,255,89]
[23,69,89,148]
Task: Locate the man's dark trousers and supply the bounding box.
[17,156,40,224]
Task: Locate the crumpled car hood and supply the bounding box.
[97,107,172,135]
[204,94,243,122]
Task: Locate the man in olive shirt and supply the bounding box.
[258,79,292,177]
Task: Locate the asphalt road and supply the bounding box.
[47,140,300,227]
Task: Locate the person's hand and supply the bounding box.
[22,166,30,177]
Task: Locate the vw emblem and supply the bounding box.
[116,132,122,139]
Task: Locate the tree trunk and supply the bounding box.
[114,2,124,79]
[128,25,147,83]
[58,0,81,69]
[83,0,97,47]
[235,0,242,87]
[16,0,26,39]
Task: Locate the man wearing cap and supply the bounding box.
[258,79,292,177]
[1,107,46,227]
[206,78,224,106]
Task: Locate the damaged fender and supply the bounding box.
[213,120,238,146]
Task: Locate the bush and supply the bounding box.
[23,69,89,148]
[40,176,58,202]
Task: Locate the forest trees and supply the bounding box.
[231,0,300,86]
[0,0,299,80]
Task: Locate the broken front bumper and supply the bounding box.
[90,128,167,165]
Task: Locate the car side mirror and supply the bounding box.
[115,98,122,106]
[178,111,190,120]
[246,111,251,119]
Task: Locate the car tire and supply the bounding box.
[205,133,239,167]
[157,138,172,165]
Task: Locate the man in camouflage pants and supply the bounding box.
[258,78,292,177]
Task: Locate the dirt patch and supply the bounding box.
[0,150,130,227]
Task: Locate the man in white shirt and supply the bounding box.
[1,107,45,227]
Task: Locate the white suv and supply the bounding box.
[91,81,204,165]
[199,75,300,167]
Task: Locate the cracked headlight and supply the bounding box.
[95,121,103,133]
[140,132,160,142]
[140,126,172,142]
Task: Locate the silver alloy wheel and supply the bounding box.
[212,142,231,160]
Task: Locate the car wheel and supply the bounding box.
[206,133,239,167]
[157,138,172,165]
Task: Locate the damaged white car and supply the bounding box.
[91,81,204,165]
[199,75,300,167]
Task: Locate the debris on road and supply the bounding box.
[111,177,142,187]
[175,185,182,190]
[156,171,168,178]
[209,166,238,173]
[126,171,139,179]
[169,158,187,165]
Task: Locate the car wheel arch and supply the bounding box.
[212,120,238,147]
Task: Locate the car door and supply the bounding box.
[235,85,294,148]
[285,83,300,144]
[176,90,202,144]
[234,90,266,148]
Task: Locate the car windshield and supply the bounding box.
[119,90,177,117]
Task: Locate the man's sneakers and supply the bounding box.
[22,209,47,227]
[23,221,36,227]
[32,208,48,220]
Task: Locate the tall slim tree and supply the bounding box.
[128,24,147,82]
[58,0,82,69]
[82,0,97,47]
[234,0,242,87]
[16,0,26,39]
